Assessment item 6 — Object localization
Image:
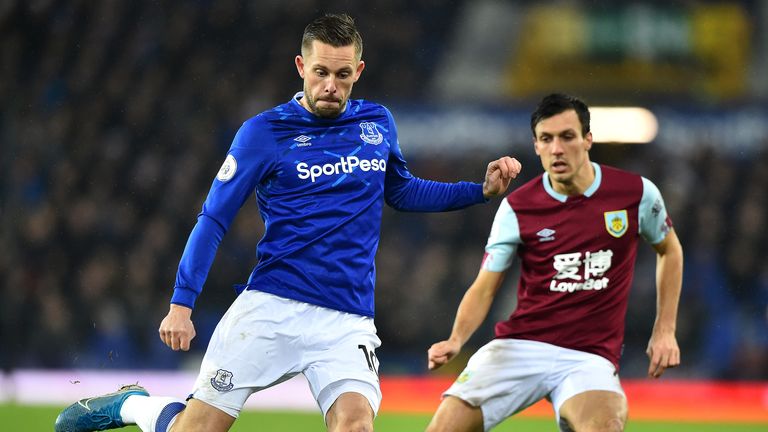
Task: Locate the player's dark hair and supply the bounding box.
[302,13,363,60]
[530,93,591,137]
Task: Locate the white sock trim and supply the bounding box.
[120,395,185,432]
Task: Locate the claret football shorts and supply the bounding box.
[190,290,382,419]
[443,338,625,431]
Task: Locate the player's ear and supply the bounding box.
[353,60,365,82]
[533,137,541,155]
[584,131,593,150]
[295,55,306,78]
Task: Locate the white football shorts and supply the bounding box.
[190,290,381,419]
[443,338,625,431]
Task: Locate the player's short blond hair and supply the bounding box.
[301,13,363,61]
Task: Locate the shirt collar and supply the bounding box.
[542,162,602,202]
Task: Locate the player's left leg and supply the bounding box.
[425,395,484,432]
[54,384,186,432]
[325,392,374,432]
[548,347,627,432]
[557,390,627,432]
[299,304,381,432]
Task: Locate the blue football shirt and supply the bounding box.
[172,93,485,317]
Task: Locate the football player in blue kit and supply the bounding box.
[55,13,521,432]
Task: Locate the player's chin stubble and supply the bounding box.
[305,92,344,119]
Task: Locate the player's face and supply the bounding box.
[295,41,365,119]
[533,109,593,189]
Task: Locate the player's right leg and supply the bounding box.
[53,385,234,432]
[557,390,627,432]
[179,290,306,430]
[425,396,483,432]
[54,384,186,432]
[548,347,627,432]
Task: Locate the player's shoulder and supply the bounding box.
[350,97,386,110]
[503,174,549,209]
[255,99,296,122]
[348,98,391,118]
[229,110,280,149]
[239,98,297,129]
[509,174,546,198]
[598,164,647,194]
[598,163,641,180]
[237,114,269,135]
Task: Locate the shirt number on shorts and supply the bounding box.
[358,344,379,376]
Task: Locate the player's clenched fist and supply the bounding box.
[159,304,196,351]
[483,156,522,198]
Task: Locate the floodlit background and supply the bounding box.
[2,0,767,391]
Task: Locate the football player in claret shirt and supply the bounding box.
[55,13,522,432]
[426,93,683,432]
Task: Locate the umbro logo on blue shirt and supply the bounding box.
[293,135,312,147]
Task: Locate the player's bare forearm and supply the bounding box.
[482,157,522,198]
[647,229,683,378]
[450,281,497,345]
[652,229,683,333]
[428,270,505,370]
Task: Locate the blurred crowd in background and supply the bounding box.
[2,0,767,381]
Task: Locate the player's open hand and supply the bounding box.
[483,156,522,198]
[646,329,680,378]
[159,304,196,351]
[428,339,462,370]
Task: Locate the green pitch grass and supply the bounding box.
[1,404,765,431]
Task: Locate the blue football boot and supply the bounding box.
[54,384,149,432]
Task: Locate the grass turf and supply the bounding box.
[2,404,766,431]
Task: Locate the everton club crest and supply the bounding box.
[604,210,628,238]
[210,369,235,392]
[359,122,383,145]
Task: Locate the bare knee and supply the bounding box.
[327,410,373,432]
[572,414,625,432]
[604,416,626,431]
[327,404,372,432]
[560,390,627,432]
[328,417,373,432]
[326,393,374,432]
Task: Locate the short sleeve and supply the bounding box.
[638,177,673,245]
[481,199,522,272]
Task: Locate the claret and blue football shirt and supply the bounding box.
[480,163,673,368]
[172,93,486,317]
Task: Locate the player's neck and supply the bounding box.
[298,95,312,112]
[551,162,595,196]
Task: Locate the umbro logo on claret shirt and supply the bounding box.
[537,228,555,242]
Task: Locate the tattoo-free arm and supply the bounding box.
[427,269,506,370]
[646,228,684,378]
